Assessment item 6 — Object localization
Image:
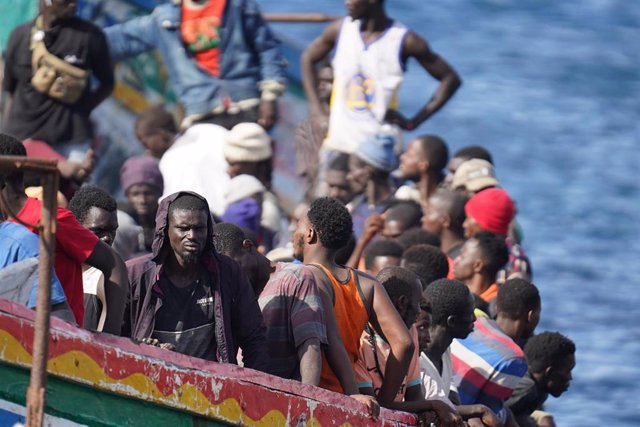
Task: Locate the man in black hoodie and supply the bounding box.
[124,191,268,371]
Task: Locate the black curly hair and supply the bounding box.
[376,266,420,302]
[69,185,117,223]
[452,145,493,165]
[307,197,353,250]
[0,133,27,188]
[524,332,576,373]
[212,222,245,257]
[364,238,403,271]
[396,227,441,251]
[402,244,449,290]
[423,279,471,326]
[384,200,423,230]
[474,231,509,278]
[496,278,540,318]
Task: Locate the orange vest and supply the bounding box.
[313,264,369,393]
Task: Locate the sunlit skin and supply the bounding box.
[81,206,118,246]
[136,129,173,159]
[347,155,372,195]
[381,219,406,239]
[421,194,447,235]
[167,209,208,268]
[369,256,401,276]
[454,293,477,339]
[398,139,426,181]
[126,183,161,218]
[326,170,353,204]
[544,354,575,397]
[445,156,467,188]
[462,214,484,239]
[292,212,311,262]
[415,309,432,354]
[453,238,481,282]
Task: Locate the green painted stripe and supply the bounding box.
[0,363,228,427]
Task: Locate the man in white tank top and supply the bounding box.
[302,0,461,156]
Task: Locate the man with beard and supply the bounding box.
[124,192,268,370]
[397,135,450,207]
[450,279,539,425]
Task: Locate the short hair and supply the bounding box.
[212,222,245,257]
[0,133,27,187]
[432,188,468,238]
[474,231,509,278]
[135,105,177,136]
[384,201,422,230]
[376,266,420,302]
[335,233,356,265]
[396,227,441,251]
[364,239,404,271]
[496,278,541,318]
[453,145,493,165]
[328,152,350,172]
[423,279,471,326]
[416,135,449,173]
[69,185,117,223]
[168,194,209,217]
[524,332,576,373]
[307,197,353,250]
[402,244,449,289]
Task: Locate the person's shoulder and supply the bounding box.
[125,253,155,277]
[8,22,32,40]
[65,16,105,35]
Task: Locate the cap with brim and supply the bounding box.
[452,159,499,193]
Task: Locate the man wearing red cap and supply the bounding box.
[463,188,532,282]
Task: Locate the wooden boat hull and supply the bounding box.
[0,299,417,426]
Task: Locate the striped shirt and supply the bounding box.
[451,317,528,415]
[258,263,327,380]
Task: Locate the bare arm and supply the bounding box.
[387,31,461,130]
[85,241,128,335]
[297,338,322,386]
[366,276,414,405]
[346,213,383,269]
[301,20,340,117]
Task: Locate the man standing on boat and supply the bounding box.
[302,0,461,161]
[105,0,287,130]
[124,191,268,371]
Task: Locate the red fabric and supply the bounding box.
[465,188,515,236]
[23,139,65,160]
[446,255,455,279]
[181,0,227,77]
[11,198,99,323]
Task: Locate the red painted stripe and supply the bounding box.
[0,299,417,426]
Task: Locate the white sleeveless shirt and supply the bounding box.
[324,18,408,154]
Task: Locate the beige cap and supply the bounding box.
[224,122,272,162]
[452,159,499,193]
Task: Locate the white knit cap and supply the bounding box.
[224,122,272,162]
[226,174,266,205]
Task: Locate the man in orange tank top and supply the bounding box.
[292,197,414,407]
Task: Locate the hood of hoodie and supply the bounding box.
[152,191,216,263]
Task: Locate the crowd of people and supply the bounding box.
[0,0,576,426]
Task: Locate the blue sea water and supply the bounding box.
[263,1,640,425]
